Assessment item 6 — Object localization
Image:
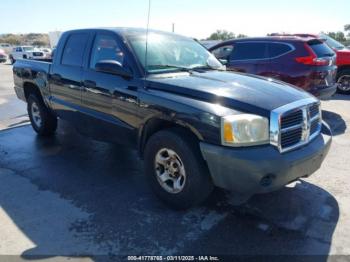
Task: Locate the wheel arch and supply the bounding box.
[138,117,204,158]
[23,81,43,101]
[337,65,350,77]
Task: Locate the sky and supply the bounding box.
[0,0,349,39]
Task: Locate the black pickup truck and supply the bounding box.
[13,28,332,209]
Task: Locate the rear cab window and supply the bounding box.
[230,42,268,60]
[307,40,335,58]
[61,33,89,67]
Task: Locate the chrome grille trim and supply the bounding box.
[270,97,322,153]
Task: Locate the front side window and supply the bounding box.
[230,42,268,61]
[212,45,234,60]
[90,34,125,69]
[126,32,222,74]
[61,33,89,67]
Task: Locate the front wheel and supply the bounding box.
[9,56,15,64]
[144,128,213,209]
[27,94,57,136]
[337,69,350,94]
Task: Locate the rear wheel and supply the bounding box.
[144,128,213,209]
[27,94,57,136]
[337,69,350,94]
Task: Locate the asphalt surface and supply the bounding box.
[0,62,350,261]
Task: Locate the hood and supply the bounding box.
[146,71,312,117]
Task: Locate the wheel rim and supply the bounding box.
[154,148,186,194]
[338,75,350,91]
[31,102,42,128]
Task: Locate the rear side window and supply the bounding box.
[230,42,268,60]
[61,33,89,66]
[307,40,335,58]
[268,43,293,58]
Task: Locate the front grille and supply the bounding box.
[281,128,302,148]
[281,110,303,129]
[280,110,304,150]
[270,98,322,153]
[309,104,319,118]
[33,52,43,57]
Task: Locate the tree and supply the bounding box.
[0,35,21,45]
[345,24,350,37]
[326,31,346,43]
[236,34,248,39]
[32,40,47,47]
[206,30,235,41]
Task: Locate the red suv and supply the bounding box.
[209,36,337,99]
[292,33,350,94]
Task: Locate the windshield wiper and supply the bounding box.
[147,64,193,72]
[190,65,216,71]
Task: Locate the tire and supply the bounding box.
[27,94,57,136]
[9,56,15,64]
[144,128,213,209]
[337,69,350,94]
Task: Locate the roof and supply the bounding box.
[63,27,188,39]
[209,35,319,49]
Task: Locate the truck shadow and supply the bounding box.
[322,110,347,136]
[0,123,339,261]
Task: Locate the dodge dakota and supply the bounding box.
[13,28,332,209]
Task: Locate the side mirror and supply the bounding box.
[219,59,228,65]
[95,60,133,78]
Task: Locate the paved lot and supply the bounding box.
[0,63,350,261]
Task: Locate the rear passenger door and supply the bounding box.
[50,32,91,121]
[227,42,269,76]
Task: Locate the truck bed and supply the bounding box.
[13,59,52,102]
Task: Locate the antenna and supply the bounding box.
[144,0,152,77]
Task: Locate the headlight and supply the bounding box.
[221,114,269,146]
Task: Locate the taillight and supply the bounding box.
[295,44,329,66]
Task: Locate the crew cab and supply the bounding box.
[13,28,332,209]
[209,36,337,99]
[9,46,51,64]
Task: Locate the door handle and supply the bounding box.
[83,80,96,89]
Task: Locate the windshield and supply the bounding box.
[126,32,223,74]
[23,46,35,51]
[319,33,346,50]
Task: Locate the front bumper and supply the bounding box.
[200,122,332,197]
[311,84,337,100]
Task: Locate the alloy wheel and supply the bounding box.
[338,75,350,92]
[31,101,42,128]
[154,148,186,194]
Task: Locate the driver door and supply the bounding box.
[81,32,139,146]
